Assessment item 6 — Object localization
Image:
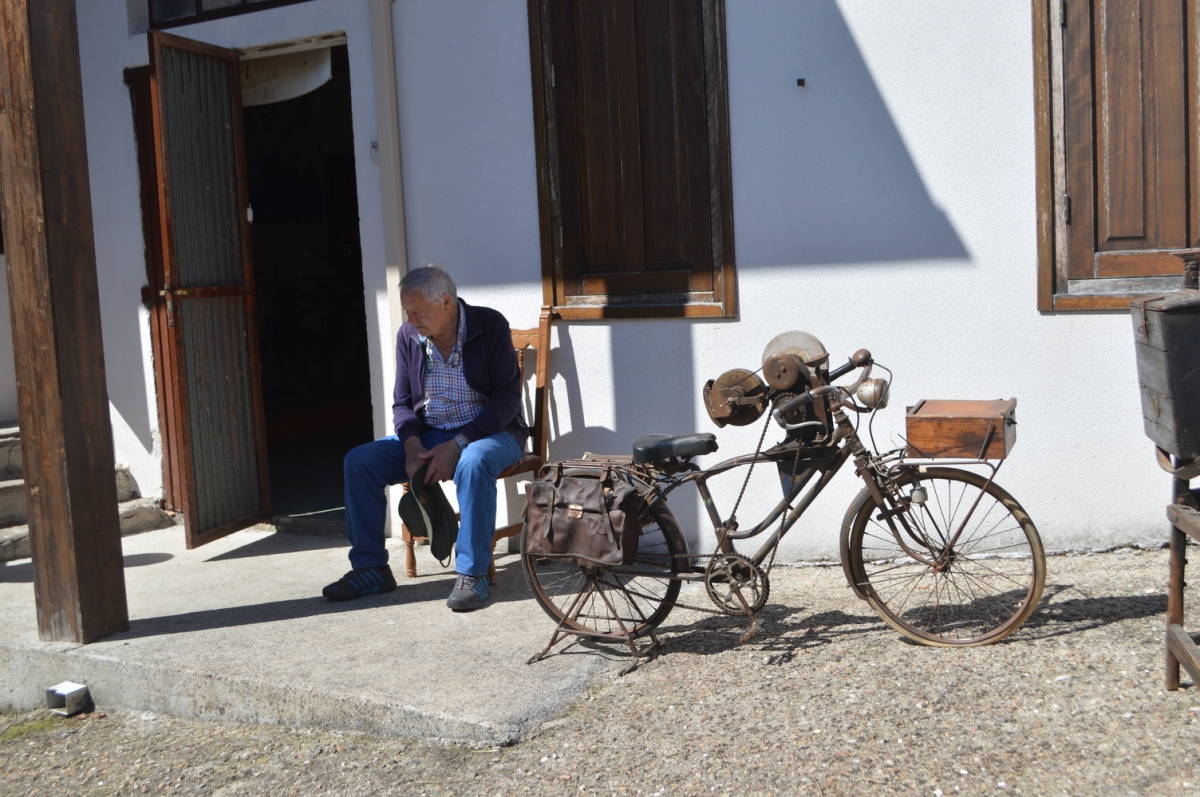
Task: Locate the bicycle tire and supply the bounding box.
[521,499,686,642]
[843,466,1046,646]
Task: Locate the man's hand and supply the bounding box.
[403,437,429,480]
[418,440,461,483]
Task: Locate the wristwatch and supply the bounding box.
[453,434,469,452]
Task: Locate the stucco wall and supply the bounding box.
[58,0,1167,558]
[388,0,1167,558]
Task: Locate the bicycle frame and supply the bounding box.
[624,392,1002,577]
[639,445,852,570]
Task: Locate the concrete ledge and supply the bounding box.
[0,640,544,745]
[0,526,623,745]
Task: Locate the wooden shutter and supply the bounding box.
[145,31,271,547]
[1060,0,1198,291]
[531,0,735,318]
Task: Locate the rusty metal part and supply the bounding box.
[704,553,769,615]
[762,330,829,368]
[703,369,768,427]
[763,352,812,391]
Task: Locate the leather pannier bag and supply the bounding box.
[524,465,642,566]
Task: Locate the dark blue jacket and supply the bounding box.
[392,300,528,449]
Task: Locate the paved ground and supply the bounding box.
[4,546,1200,795]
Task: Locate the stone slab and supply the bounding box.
[0,526,623,744]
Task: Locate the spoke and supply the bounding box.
[853,473,1042,645]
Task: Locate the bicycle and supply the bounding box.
[521,335,1046,670]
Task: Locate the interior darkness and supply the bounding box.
[243,46,373,521]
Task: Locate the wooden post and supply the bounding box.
[1167,470,1191,690]
[0,0,128,641]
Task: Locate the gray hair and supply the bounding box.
[400,263,457,302]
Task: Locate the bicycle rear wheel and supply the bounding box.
[521,500,686,641]
[844,466,1045,646]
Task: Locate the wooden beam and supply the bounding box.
[1168,503,1200,543]
[0,0,128,641]
[1167,623,1200,688]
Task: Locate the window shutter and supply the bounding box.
[532,0,735,318]
[1054,0,1195,300]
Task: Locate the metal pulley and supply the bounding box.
[703,369,768,427]
[760,330,828,391]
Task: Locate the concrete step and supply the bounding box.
[0,435,20,480]
[0,479,24,527]
[0,466,140,530]
[0,525,27,561]
[0,498,179,562]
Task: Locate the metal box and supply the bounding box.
[1132,289,1200,459]
[904,399,1017,460]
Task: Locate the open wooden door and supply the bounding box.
[144,30,270,547]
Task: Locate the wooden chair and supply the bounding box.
[401,307,552,582]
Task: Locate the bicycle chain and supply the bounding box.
[721,404,775,539]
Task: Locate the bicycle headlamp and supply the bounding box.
[856,378,890,409]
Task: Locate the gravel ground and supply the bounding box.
[4,547,1200,796]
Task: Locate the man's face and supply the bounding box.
[401,288,457,340]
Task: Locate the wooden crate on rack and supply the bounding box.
[904,399,1017,460]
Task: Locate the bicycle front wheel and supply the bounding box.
[521,500,686,642]
[844,467,1045,646]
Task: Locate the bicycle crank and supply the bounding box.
[704,554,770,615]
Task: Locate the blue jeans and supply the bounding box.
[343,428,522,576]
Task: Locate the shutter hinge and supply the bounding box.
[1059,0,1066,27]
[550,65,556,89]
[556,223,563,248]
[1063,193,1071,224]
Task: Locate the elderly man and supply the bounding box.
[323,265,524,611]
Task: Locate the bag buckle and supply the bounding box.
[567,504,583,519]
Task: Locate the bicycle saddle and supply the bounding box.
[631,433,718,464]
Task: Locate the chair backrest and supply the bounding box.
[509,307,552,462]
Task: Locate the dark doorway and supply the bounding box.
[242,45,373,530]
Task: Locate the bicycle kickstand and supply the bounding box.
[729,584,760,644]
[526,576,596,666]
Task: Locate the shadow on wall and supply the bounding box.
[541,324,701,540]
[493,1,968,542]
[728,0,967,268]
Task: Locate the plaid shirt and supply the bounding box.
[420,304,487,431]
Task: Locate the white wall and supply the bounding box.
[388,0,1169,558]
[70,0,1167,557]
